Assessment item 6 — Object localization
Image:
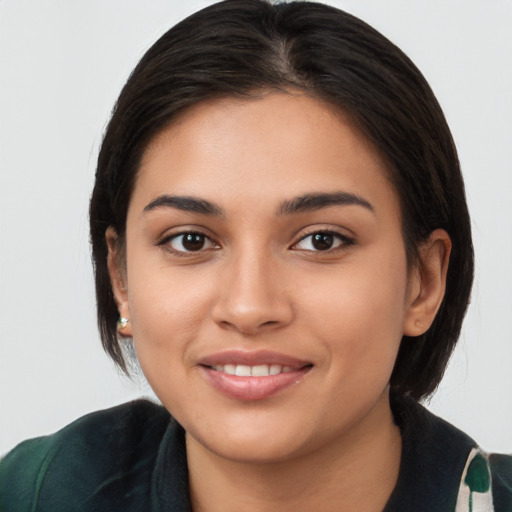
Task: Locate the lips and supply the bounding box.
[211,363,296,376]
[198,350,313,401]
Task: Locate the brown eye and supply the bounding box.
[168,232,216,253]
[311,233,334,251]
[293,231,354,252]
[182,233,206,251]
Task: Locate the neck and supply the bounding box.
[186,390,402,512]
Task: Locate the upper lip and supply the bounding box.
[198,350,312,369]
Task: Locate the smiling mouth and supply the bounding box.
[207,363,303,377]
[199,360,313,401]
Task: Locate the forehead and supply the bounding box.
[132,93,398,218]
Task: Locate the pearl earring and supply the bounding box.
[117,317,129,330]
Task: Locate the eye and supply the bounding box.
[165,232,218,253]
[293,231,353,252]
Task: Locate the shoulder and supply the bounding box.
[489,452,512,511]
[387,394,512,511]
[452,449,512,512]
[0,399,171,512]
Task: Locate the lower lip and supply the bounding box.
[200,366,312,401]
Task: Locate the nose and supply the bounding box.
[211,249,294,335]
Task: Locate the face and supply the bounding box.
[112,93,423,463]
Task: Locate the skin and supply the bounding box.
[108,93,450,511]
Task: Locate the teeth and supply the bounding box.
[269,364,281,375]
[235,365,252,377]
[251,364,269,377]
[212,364,297,377]
[224,364,236,375]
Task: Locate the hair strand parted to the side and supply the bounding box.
[89,0,473,400]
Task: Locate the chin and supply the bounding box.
[192,428,311,464]
[179,405,313,463]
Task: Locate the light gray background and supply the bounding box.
[1,0,511,456]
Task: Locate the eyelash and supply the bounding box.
[158,229,354,256]
[292,230,355,253]
[158,231,219,256]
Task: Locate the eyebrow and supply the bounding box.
[143,190,374,217]
[277,191,374,216]
[143,195,224,216]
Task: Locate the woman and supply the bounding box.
[0,1,510,510]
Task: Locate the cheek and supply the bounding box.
[126,262,215,368]
[127,275,212,414]
[301,252,408,377]
[303,250,407,323]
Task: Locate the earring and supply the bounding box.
[117,317,129,330]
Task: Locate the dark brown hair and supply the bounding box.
[90,0,473,400]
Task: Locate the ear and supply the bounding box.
[403,229,451,337]
[106,226,133,337]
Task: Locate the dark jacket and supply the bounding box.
[0,396,510,511]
